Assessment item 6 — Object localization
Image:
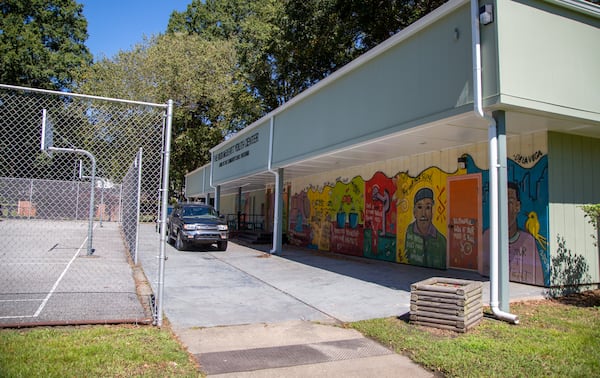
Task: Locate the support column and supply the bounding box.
[237,186,243,230]
[214,185,221,214]
[205,191,211,206]
[271,168,284,254]
[494,110,510,311]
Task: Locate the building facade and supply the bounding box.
[185,0,600,289]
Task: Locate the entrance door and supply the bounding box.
[447,174,482,271]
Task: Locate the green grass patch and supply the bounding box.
[0,324,199,377]
[350,296,600,378]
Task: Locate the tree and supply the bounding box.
[0,0,92,91]
[77,33,261,195]
[269,0,447,103]
[166,0,447,112]
[167,0,283,112]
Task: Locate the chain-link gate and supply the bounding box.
[0,84,172,327]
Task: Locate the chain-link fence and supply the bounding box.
[121,148,144,264]
[0,84,171,327]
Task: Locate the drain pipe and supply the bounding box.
[267,117,282,254]
[471,0,519,324]
[209,154,219,213]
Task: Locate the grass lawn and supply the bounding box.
[350,290,600,378]
[0,324,199,377]
[1,291,598,377]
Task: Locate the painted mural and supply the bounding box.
[289,177,366,255]
[396,167,454,269]
[476,153,550,286]
[288,152,550,286]
[364,172,397,261]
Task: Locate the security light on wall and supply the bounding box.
[457,156,467,169]
[479,4,494,25]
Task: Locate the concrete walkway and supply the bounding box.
[179,320,434,377]
[141,237,546,377]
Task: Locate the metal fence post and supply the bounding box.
[28,180,33,219]
[156,99,173,327]
[134,148,143,265]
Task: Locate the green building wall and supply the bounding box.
[548,132,600,285]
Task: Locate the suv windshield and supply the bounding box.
[182,206,217,218]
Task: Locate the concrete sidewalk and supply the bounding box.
[142,237,546,377]
[179,320,434,377]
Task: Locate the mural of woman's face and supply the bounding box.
[413,197,433,235]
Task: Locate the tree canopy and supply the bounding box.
[0,0,92,90]
[78,0,449,197]
[167,0,283,111]
[77,33,261,194]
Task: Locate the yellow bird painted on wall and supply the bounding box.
[525,211,547,251]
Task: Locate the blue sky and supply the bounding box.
[79,0,190,60]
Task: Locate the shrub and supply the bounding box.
[549,235,591,297]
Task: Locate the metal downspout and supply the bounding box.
[267,117,281,254]
[471,0,519,324]
[209,154,218,211]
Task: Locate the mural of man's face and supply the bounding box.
[508,187,520,231]
[414,197,434,235]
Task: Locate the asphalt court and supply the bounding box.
[0,219,148,326]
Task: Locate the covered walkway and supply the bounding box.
[148,238,546,330]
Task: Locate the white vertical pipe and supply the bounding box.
[209,153,220,212]
[488,124,500,309]
[471,0,518,324]
[268,117,282,254]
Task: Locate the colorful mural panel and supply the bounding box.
[447,174,482,271]
[289,189,311,247]
[478,153,550,286]
[364,172,397,261]
[289,176,365,255]
[396,167,453,269]
[288,152,550,286]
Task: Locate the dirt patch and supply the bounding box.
[551,289,600,307]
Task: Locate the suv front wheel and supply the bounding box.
[175,232,188,251]
[217,241,227,251]
[167,226,175,245]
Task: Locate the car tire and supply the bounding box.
[167,226,175,245]
[217,241,228,251]
[175,232,188,251]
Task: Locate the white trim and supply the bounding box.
[0,84,168,108]
[544,0,600,18]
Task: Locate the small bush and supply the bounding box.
[549,236,591,297]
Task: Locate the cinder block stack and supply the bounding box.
[410,277,483,333]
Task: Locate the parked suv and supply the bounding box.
[167,203,228,251]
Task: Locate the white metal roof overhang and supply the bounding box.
[210,108,600,197]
